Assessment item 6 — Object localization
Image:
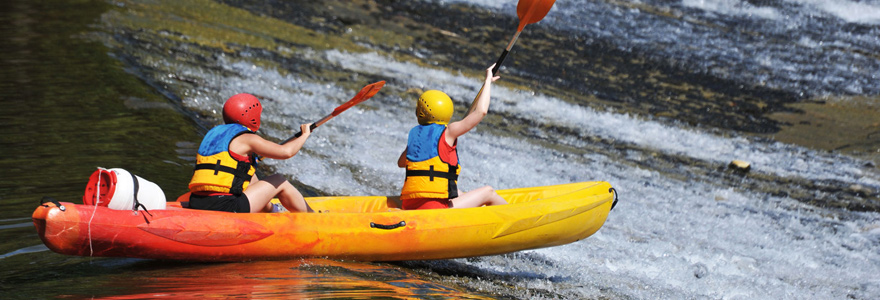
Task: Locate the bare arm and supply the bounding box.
[397,148,408,168]
[229,123,312,160]
[445,65,500,145]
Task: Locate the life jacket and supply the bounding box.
[400,123,460,201]
[188,124,257,195]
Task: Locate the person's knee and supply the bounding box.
[479,186,496,195]
[481,186,506,204]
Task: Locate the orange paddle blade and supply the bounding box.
[331,81,385,116]
[517,0,557,31]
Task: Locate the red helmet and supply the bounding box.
[222,93,262,131]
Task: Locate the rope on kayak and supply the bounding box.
[87,167,107,257]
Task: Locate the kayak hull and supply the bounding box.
[33,181,616,262]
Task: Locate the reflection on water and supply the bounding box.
[1,253,496,299]
[78,260,494,299]
[0,244,47,260]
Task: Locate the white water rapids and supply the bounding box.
[163,0,880,298]
[169,48,880,298]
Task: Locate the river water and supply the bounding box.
[2,0,879,299]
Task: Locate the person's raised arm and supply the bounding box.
[446,65,500,144]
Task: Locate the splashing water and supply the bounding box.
[103,0,880,298]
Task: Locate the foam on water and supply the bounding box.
[153,1,880,296]
[792,0,880,24]
[680,0,880,25]
[463,177,880,298]
[322,51,880,188]
[176,47,880,298]
[682,0,781,19]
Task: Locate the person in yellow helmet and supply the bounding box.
[187,93,314,213]
[397,64,508,210]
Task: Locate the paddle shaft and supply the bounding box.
[467,0,556,114]
[491,31,523,76]
[281,81,384,144]
[468,31,521,115]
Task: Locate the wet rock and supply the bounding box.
[405,87,424,97]
[728,160,751,173]
[848,184,874,197]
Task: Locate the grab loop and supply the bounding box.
[609,187,619,211]
[370,221,406,230]
[41,196,66,211]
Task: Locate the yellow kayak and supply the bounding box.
[33,181,617,262]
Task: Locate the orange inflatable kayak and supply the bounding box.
[32,181,617,262]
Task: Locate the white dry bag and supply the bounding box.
[83,168,166,210]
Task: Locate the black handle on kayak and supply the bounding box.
[609,188,619,211]
[41,196,66,211]
[370,221,406,230]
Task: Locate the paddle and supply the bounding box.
[281,81,385,144]
[468,0,557,114]
[491,0,557,76]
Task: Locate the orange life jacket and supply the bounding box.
[188,124,256,195]
[400,124,460,200]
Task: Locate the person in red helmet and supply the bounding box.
[187,93,314,213]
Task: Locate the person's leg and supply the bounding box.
[449,186,507,209]
[241,180,274,212]
[243,174,313,213]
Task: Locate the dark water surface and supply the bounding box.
[1,0,197,261]
[0,1,496,299]
[0,0,199,219]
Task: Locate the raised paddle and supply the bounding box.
[282,81,385,144]
[492,0,557,76]
[468,0,556,114]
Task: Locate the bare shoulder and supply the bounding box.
[229,132,265,154]
[446,116,479,141]
[231,132,264,144]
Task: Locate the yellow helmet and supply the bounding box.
[416,90,453,125]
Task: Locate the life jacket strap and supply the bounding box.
[194,159,239,175]
[405,165,458,182]
[193,159,253,195]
